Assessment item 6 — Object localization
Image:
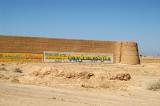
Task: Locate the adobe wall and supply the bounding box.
[0,35,140,64]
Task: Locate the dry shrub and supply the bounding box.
[77,72,94,79]
[147,80,160,91]
[42,70,51,75]
[0,74,5,79]
[110,73,131,81]
[31,71,39,76]
[81,76,114,89]
[0,75,9,80]
[29,68,53,78]
[55,70,65,77]
[1,63,5,66]
[65,72,76,78]
[11,78,20,83]
[29,69,56,78]
[0,67,8,71]
[81,83,94,88]
[56,71,94,79]
[14,68,23,73]
[98,80,112,88]
[37,71,51,78]
[28,66,95,80]
[81,80,113,89]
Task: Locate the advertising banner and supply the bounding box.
[44,51,113,63]
[0,53,43,62]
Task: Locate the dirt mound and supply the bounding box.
[0,63,132,90]
[29,68,94,79]
[3,62,158,91]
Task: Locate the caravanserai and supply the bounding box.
[0,35,140,64]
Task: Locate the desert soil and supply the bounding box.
[0,62,160,106]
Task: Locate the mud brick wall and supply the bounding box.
[0,35,140,64]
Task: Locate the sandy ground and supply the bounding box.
[0,62,160,106]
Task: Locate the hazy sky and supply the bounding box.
[0,0,160,55]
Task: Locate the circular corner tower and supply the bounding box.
[120,41,140,65]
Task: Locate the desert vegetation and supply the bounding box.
[147,79,160,91]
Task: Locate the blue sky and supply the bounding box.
[0,0,160,55]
